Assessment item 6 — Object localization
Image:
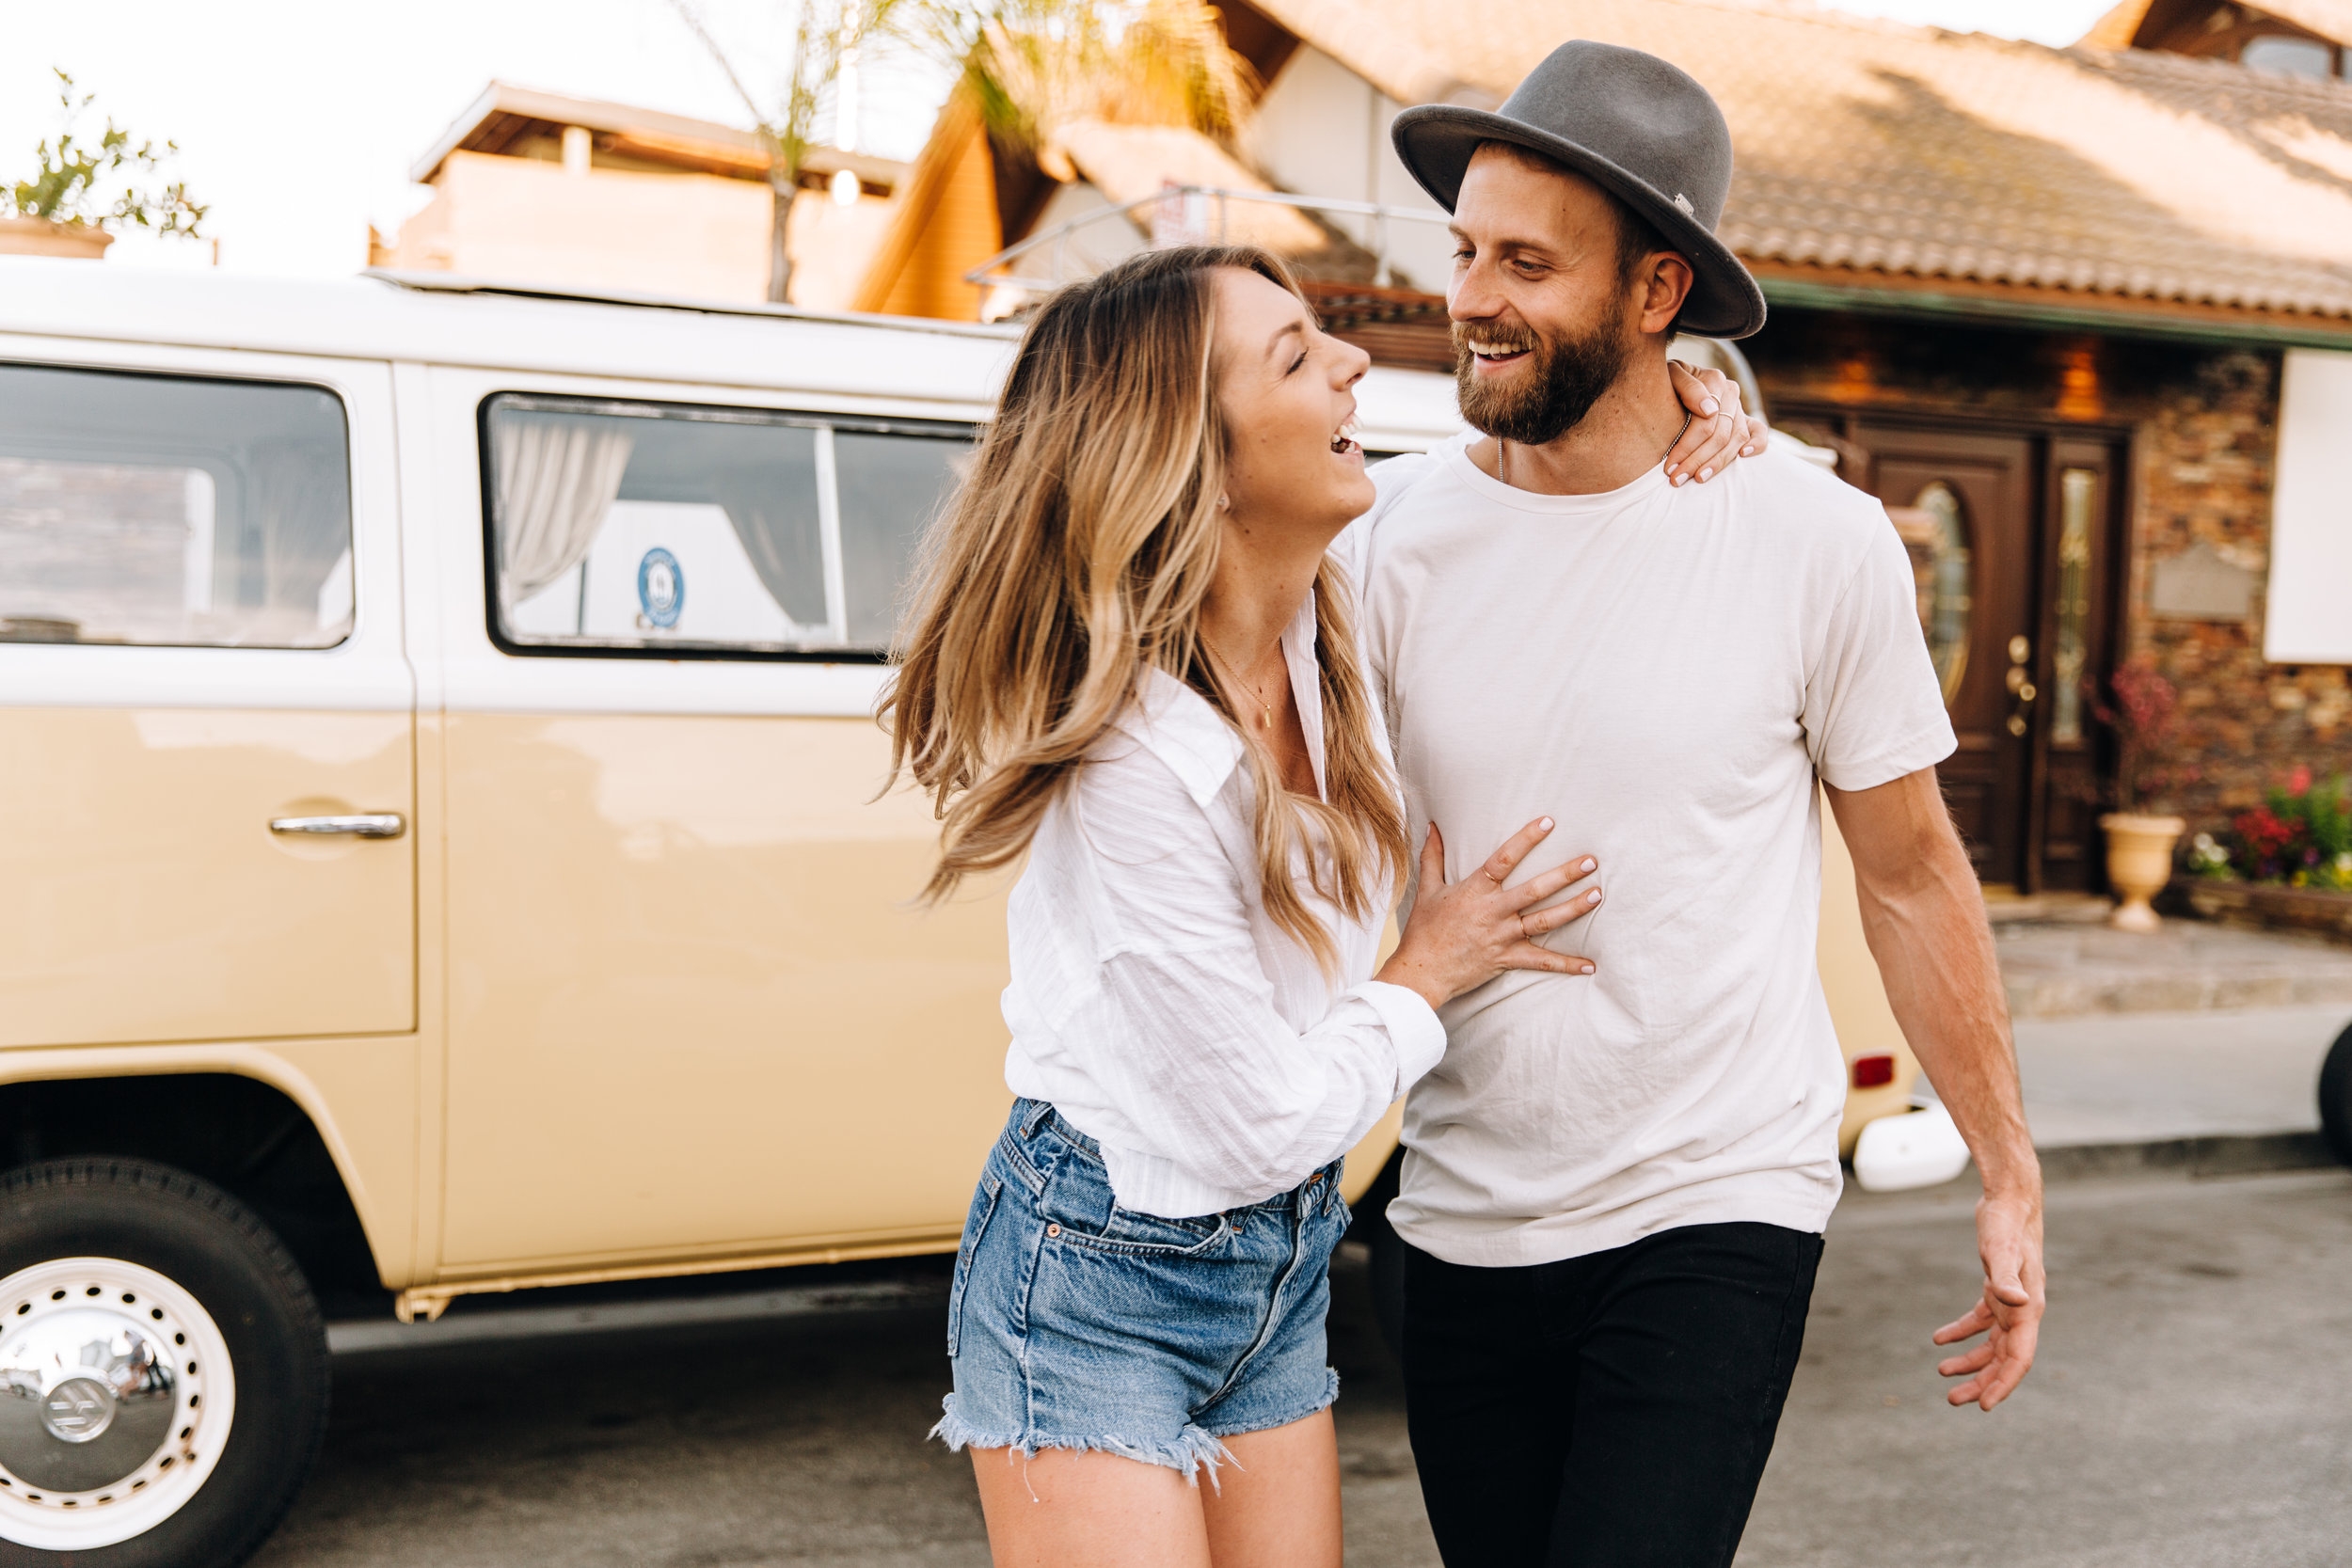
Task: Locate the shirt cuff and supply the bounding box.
[1347,980,1447,1092]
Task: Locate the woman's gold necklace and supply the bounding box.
[1219,646,1281,730]
[1244,663,1279,730]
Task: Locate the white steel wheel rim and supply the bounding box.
[0,1257,237,1550]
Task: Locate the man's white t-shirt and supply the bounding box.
[1346,432,1956,1268]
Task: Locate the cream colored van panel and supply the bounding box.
[438,710,1010,1270]
[1816,790,1921,1154]
[0,707,416,1048]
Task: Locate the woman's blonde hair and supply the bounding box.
[883,245,1406,971]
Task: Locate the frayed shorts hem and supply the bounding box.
[1197,1366,1342,1441]
[929,1371,1339,1486]
[930,1399,1234,1483]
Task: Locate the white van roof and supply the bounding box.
[0,259,1468,449]
[0,260,1021,409]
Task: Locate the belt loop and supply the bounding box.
[1019,1099,1056,1138]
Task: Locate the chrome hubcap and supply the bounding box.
[0,1259,234,1551]
[43,1377,118,1443]
[2,1307,178,1489]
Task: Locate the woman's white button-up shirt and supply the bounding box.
[999,586,1446,1219]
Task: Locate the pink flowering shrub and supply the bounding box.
[2090,657,2182,815]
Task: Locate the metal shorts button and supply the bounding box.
[1045,1224,1061,1237]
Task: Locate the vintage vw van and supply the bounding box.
[0,261,1923,1567]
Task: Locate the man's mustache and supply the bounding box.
[1451,321,1542,356]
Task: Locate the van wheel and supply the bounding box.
[2318,1022,2352,1169]
[0,1161,328,1568]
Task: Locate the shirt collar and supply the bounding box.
[1114,587,1327,810]
[1437,429,1672,515]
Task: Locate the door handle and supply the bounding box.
[270,813,406,840]
[2005,662,2037,736]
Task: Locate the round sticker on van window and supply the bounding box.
[636,547,684,629]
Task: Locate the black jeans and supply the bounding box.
[1403,1221,1823,1568]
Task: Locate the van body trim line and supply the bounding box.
[393,1233,963,1323]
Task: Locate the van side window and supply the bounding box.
[0,364,354,649]
[481,394,974,660]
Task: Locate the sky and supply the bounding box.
[1,0,2120,279]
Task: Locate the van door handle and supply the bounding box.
[270,813,406,839]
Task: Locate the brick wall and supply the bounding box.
[1745,308,2350,844]
[2129,349,2352,828]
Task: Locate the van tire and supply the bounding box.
[0,1160,329,1568]
[2318,1022,2352,1169]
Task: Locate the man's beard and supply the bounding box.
[1453,307,1638,447]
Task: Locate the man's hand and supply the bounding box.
[1827,768,2045,1412]
[1931,1186,2045,1409]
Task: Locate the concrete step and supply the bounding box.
[1996,920,2352,1018]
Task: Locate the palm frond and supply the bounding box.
[919,0,1259,153]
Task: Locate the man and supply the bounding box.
[1347,40,2046,1567]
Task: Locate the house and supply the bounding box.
[876,0,2352,895]
[371,83,905,310]
[2083,0,2349,81]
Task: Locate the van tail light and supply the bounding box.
[1851,1053,1896,1089]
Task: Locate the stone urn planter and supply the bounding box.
[0,216,113,260]
[2101,812,2185,933]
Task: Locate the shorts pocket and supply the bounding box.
[1050,1205,1230,1258]
[946,1173,1004,1358]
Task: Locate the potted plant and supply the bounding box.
[2093,657,2186,933]
[1,70,204,261]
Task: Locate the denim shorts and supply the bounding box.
[930,1098,1350,1481]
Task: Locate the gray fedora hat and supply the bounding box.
[1391,40,1766,340]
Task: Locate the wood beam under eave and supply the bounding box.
[1746,261,2352,352]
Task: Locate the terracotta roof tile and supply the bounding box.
[1249,0,2352,322]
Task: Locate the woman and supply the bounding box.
[885,245,1755,1567]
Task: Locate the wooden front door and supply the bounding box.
[1854,426,2040,887]
[1798,420,2123,893]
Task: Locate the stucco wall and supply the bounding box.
[1247,45,1454,294]
[782,191,898,312]
[382,152,771,303]
[379,152,896,311]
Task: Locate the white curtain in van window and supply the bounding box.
[243,436,357,645]
[719,490,829,628]
[496,417,634,602]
